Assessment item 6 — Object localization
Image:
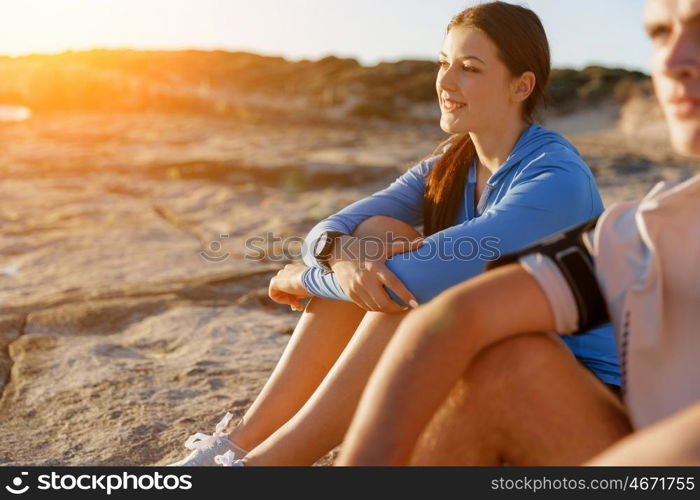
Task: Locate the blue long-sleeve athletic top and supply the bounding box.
[301,124,620,385]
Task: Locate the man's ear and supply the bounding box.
[512,71,536,103]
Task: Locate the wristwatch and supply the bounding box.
[313,231,346,270]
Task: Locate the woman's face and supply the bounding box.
[437,27,521,135]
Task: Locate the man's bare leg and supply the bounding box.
[411,334,631,465]
[337,264,626,465]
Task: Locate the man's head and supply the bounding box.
[645,0,700,157]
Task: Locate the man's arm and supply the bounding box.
[587,402,700,466]
[337,263,557,465]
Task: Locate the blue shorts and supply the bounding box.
[560,323,621,386]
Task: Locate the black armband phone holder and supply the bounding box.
[485,217,610,333]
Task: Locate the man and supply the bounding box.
[337,0,700,466]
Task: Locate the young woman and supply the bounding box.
[169,1,620,466]
[336,0,700,466]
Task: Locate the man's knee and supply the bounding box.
[468,334,566,390]
[352,215,421,240]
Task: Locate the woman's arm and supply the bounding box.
[336,263,557,465]
[302,158,434,269]
[304,160,596,305]
[270,219,424,312]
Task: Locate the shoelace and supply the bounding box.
[183,412,234,451]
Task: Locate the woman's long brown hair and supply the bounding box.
[423,1,551,236]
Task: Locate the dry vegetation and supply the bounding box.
[0,50,649,122]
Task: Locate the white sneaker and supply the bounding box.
[214,450,245,466]
[168,412,247,466]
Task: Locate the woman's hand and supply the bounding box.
[329,235,424,313]
[269,263,312,312]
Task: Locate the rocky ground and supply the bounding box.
[0,101,698,465]
[0,113,442,465]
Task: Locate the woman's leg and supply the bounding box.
[228,297,366,451]
[229,215,421,452]
[236,216,421,464]
[411,334,631,465]
[242,308,410,465]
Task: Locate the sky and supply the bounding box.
[0,0,652,72]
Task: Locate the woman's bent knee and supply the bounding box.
[304,296,365,317]
[352,215,421,240]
